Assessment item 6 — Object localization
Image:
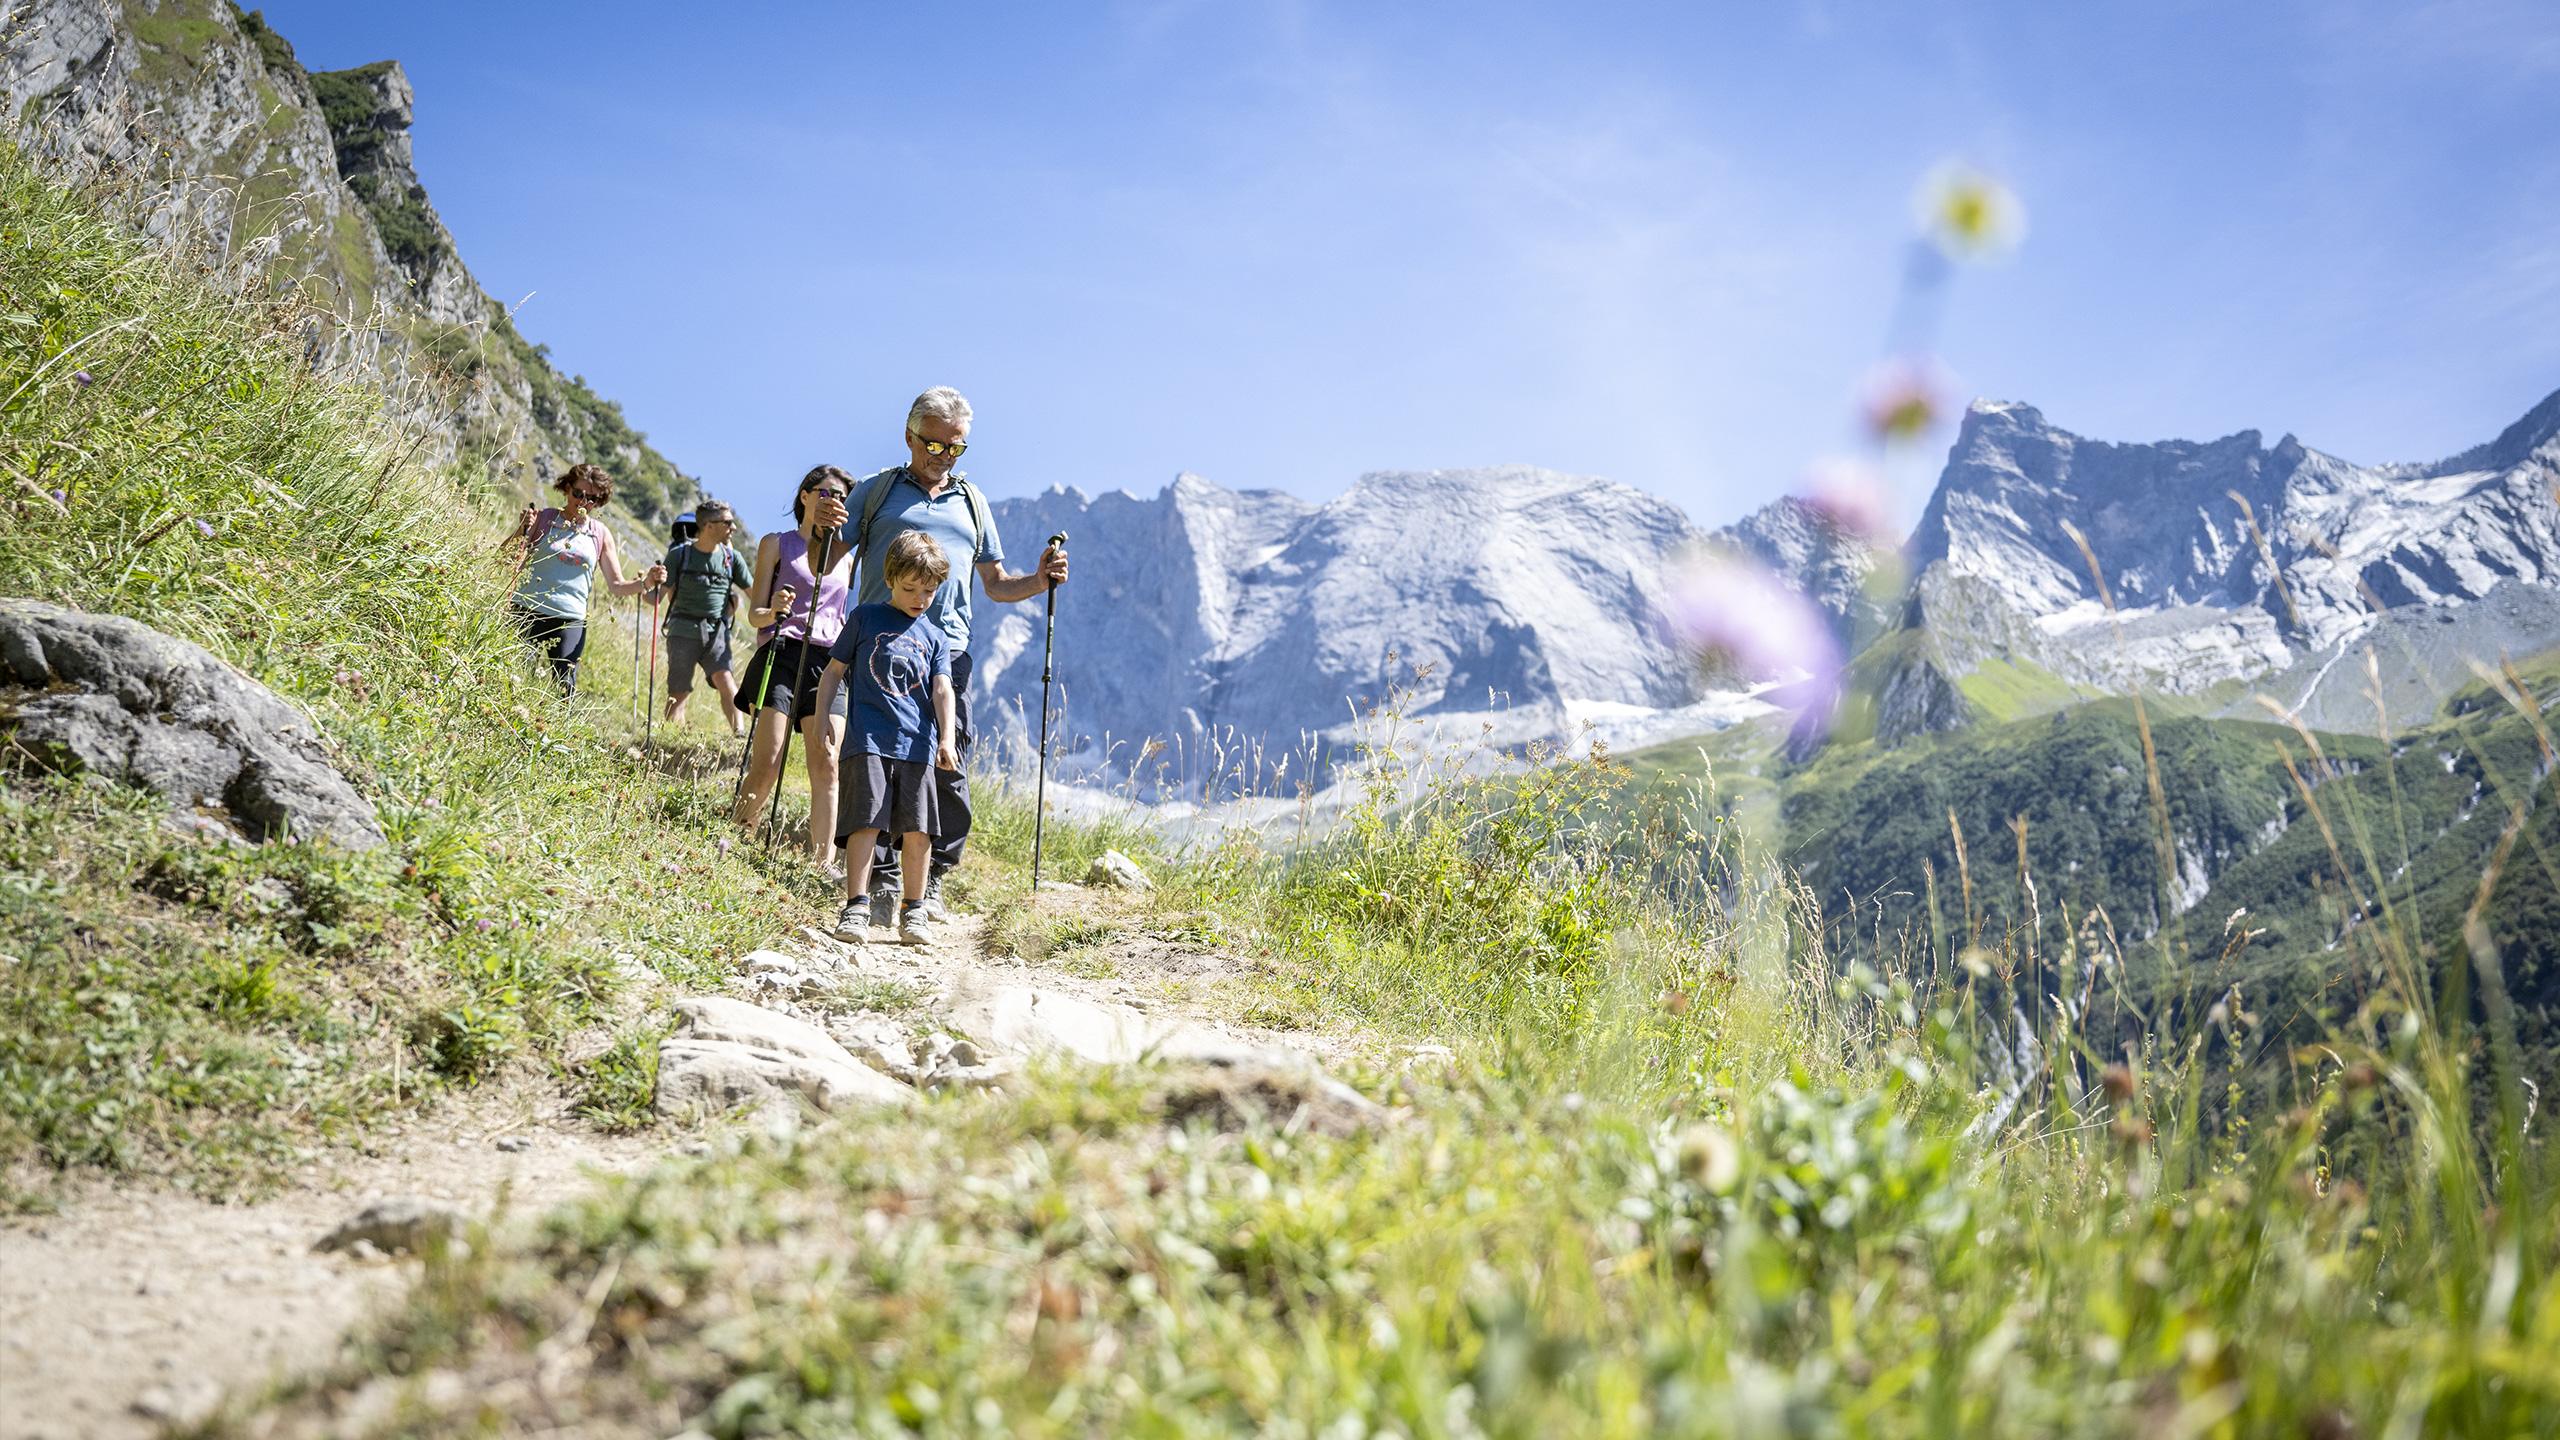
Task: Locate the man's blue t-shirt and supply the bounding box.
[839,467,1005,654]
[829,601,953,762]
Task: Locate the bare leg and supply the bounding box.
[898,830,930,903]
[730,706,793,828]
[803,712,842,867]
[664,689,691,725]
[709,669,743,737]
[844,827,882,902]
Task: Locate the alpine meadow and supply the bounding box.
[2,3,2557,1438]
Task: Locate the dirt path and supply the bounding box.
[0,1087,660,1440]
[0,878,1362,1438]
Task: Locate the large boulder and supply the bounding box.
[0,599,385,848]
[654,996,914,1119]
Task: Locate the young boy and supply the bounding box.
[814,529,960,945]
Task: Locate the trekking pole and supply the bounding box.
[631,590,644,739]
[1031,532,1069,889]
[727,630,780,811]
[645,588,662,755]
[763,535,835,850]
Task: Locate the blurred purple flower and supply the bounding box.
[71,370,93,387]
[1667,552,1843,722]
[1798,457,1896,545]
[1860,357,1953,445]
[474,918,496,932]
[47,488,68,506]
[192,518,215,537]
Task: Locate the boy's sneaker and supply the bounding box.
[918,872,952,922]
[867,881,897,931]
[898,901,936,947]
[830,899,870,944]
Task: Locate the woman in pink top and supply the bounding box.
[731,464,859,872]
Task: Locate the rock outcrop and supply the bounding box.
[0,0,694,520]
[1897,391,2560,723]
[0,599,385,848]
[979,467,1742,791]
[653,996,916,1120]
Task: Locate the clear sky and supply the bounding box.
[253,0,2560,532]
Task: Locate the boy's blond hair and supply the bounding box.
[883,529,951,588]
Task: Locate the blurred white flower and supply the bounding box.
[1915,162,2026,261]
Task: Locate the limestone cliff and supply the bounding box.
[0,0,694,522]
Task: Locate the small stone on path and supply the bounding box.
[313,1199,464,1258]
[1086,850,1152,890]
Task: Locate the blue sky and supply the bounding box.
[255,0,2560,532]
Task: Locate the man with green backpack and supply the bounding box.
[654,497,755,737]
[839,387,1069,924]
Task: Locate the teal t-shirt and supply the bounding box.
[660,540,753,619]
[839,467,1005,653]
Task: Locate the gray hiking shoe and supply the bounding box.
[918,871,952,922]
[867,881,897,930]
[898,902,936,947]
[830,900,870,944]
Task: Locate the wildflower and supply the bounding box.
[1860,357,1953,444]
[2100,1063,2137,1104]
[1666,552,1843,717]
[1675,1122,1741,1194]
[1797,456,1896,544]
[474,918,496,932]
[1915,162,2025,262]
[192,518,214,537]
[71,369,93,387]
[46,488,67,508]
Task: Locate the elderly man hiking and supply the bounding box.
[839,386,1068,924]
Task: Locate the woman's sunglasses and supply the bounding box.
[570,488,607,504]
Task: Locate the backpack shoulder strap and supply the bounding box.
[953,477,992,564]
[853,467,902,560]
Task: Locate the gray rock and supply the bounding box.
[131,1378,223,1427]
[0,600,384,848]
[1896,391,2560,719]
[655,996,914,1119]
[1085,849,1152,891]
[314,1198,463,1257]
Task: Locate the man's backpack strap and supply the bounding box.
[852,466,990,580]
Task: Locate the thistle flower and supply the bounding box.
[1915,162,2025,262]
[1666,551,1843,717]
[1798,456,1895,544]
[1860,356,1954,445]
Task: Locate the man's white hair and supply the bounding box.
[906,386,973,432]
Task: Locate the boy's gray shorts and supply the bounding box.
[663,616,734,694]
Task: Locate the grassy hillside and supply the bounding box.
[0,139,785,1197]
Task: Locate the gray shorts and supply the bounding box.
[663,616,734,694]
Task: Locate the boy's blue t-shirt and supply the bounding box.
[828,601,953,762]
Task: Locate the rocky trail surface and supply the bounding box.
[0,865,1385,1438]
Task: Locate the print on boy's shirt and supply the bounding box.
[866,626,936,699]
[828,601,952,763]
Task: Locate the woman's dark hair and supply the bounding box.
[793,464,855,524]
[554,462,614,502]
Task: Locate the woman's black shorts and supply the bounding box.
[733,637,848,723]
